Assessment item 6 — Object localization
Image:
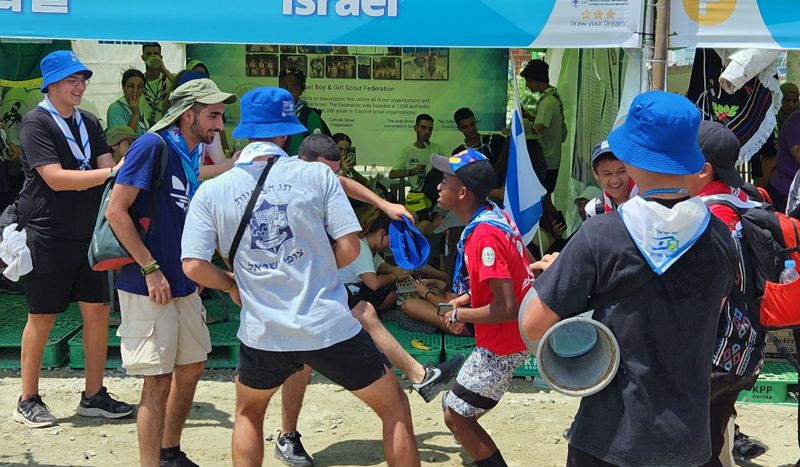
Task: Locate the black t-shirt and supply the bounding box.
[452,133,508,185]
[18,106,109,239]
[533,199,737,467]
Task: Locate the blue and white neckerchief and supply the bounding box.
[37,96,91,170]
[452,201,520,294]
[235,141,289,166]
[618,195,710,275]
[161,126,202,198]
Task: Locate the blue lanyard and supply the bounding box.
[640,188,688,197]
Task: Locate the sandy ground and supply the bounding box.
[0,368,797,467]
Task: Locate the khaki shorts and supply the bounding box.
[117,291,211,376]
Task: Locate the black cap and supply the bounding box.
[431,149,497,201]
[697,120,745,188]
[520,59,549,83]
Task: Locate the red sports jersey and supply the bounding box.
[464,222,533,355]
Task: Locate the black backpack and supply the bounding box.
[705,199,800,329]
[297,105,332,137]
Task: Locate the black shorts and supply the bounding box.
[237,329,389,391]
[345,283,394,309]
[25,229,109,314]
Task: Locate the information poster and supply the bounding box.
[188,44,509,165]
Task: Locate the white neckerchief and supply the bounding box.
[618,196,710,275]
[235,142,289,166]
[38,96,92,170]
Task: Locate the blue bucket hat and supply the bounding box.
[232,87,307,140]
[389,217,430,270]
[40,50,93,93]
[607,91,704,175]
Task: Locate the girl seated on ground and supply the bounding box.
[401,278,473,336]
[337,210,402,313]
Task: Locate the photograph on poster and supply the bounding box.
[373,57,401,80]
[281,54,308,76]
[246,44,278,53]
[245,53,278,77]
[325,55,356,79]
[309,55,326,78]
[357,56,372,79]
[402,47,449,80]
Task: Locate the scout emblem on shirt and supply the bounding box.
[482,247,496,267]
[250,200,294,254]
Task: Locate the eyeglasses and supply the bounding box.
[64,77,89,88]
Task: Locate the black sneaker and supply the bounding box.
[13,394,57,428]
[76,386,135,419]
[0,275,24,294]
[412,353,466,403]
[733,430,768,460]
[274,431,314,467]
[161,451,199,467]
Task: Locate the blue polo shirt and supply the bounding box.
[114,131,197,298]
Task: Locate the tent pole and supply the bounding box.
[641,0,655,92]
[652,0,670,90]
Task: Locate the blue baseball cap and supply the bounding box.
[591,140,614,162]
[40,50,93,93]
[607,91,704,175]
[232,87,307,140]
[389,217,430,271]
[430,148,497,201]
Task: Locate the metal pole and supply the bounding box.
[652,0,670,90]
[641,0,656,93]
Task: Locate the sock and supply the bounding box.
[475,450,507,467]
[161,445,181,461]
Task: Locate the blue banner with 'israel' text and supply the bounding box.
[0,0,644,48]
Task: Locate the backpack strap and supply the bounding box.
[138,133,170,234]
[228,159,276,269]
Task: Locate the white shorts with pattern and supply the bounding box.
[444,347,530,418]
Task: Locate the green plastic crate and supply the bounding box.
[205,321,240,369]
[381,320,442,372]
[68,327,122,370]
[738,361,798,404]
[443,333,538,377]
[70,321,242,370]
[0,320,82,369]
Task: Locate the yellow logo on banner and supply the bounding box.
[682,0,736,25]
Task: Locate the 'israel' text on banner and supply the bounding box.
[504,77,546,245]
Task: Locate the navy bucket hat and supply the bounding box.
[607,91,705,176]
[389,217,430,270]
[233,87,307,140]
[40,50,93,93]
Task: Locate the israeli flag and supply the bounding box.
[504,76,547,245]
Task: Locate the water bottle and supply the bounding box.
[779,260,800,284]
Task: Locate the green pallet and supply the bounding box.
[0,320,82,369]
[381,320,442,372]
[69,321,241,370]
[0,298,82,324]
[205,321,240,369]
[739,361,799,404]
[68,327,122,370]
[202,292,240,324]
[443,333,538,377]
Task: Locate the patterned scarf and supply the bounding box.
[452,201,521,294]
[37,95,91,170]
[602,178,639,213]
[161,126,202,199]
[144,74,169,122]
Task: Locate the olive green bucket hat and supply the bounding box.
[150,78,236,133]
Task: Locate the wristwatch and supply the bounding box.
[140,261,160,276]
